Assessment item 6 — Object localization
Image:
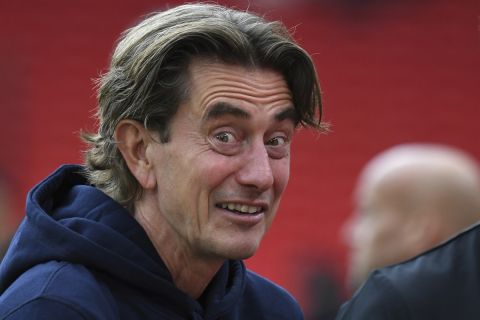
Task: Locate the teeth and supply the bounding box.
[219,203,262,214]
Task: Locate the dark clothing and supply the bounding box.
[336,222,480,320]
[0,165,303,319]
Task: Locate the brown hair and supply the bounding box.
[82,3,326,210]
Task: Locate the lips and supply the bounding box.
[217,202,264,214]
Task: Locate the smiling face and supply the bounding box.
[146,60,296,261]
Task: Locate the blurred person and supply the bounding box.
[336,143,480,319]
[0,3,327,319]
[344,143,480,291]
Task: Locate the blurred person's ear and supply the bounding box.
[404,210,444,255]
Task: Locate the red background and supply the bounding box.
[1,0,479,316]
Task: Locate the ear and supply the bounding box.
[114,120,156,190]
[405,210,443,254]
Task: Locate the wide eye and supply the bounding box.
[215,131,236,143]
[209,129,243,156]
[266,134,290,159]
[267,136,288,146]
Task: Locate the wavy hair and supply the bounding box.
[82,3,327,210]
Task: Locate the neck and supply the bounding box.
[133,195,224,299]
[170,255,223,299]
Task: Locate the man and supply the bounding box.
[337,143,480,319]
[0,3,326,319]
[344,143,480,291]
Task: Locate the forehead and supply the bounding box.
[186,59,293,114]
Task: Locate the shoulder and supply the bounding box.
[0,261,117,319]
[240,270,304,319]
[336,223,480,320]
[382,222,480,311]
[335,270,410,320]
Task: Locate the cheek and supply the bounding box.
[352,217,381,251]
[368,222,400,261]
[272,159,290,195]
[353,225,374,251]
[197,153,241,188]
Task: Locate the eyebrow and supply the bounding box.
[203,102,250,121]
[275,107,300,125]
[203,101,299,124]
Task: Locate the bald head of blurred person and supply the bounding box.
[344,144,480,291]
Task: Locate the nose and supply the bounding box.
[236,141,274,192]
[341,217,356,246]
[342,214,364,247]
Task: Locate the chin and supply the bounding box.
[231,250,257,260]
[220,241,260,260]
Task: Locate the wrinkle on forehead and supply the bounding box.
[188,60,293,113]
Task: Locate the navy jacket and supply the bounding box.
[0,165,303,319]
[336,222,480,319]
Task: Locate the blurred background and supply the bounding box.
[0,0,479,318]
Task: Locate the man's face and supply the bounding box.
[146,60,295,261]
[344,179,413,290]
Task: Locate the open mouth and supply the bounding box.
[216,203,264,215]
